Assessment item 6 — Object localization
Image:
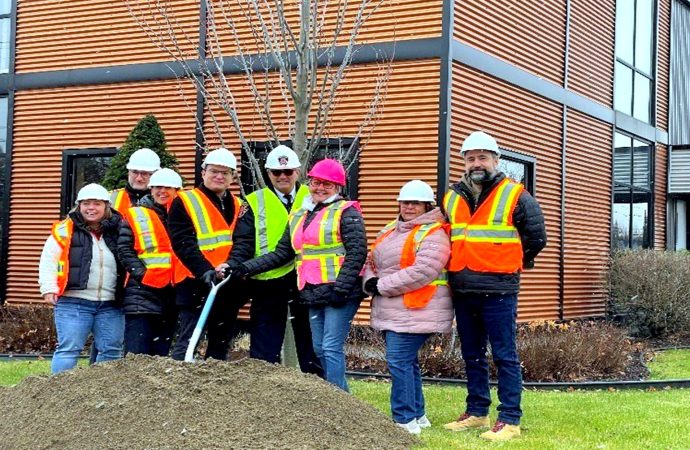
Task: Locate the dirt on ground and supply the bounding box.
[0,355,417,450]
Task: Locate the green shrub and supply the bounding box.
[101,114,179,190]
[607,250,690,338]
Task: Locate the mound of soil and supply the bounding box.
[0,355,416,450]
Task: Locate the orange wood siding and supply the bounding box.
[450,63,564,321]
[200,59,442,322]
[657,0,671,130]
[562,110,612,318]
[453,0,567,85]
[15,0,199,73]
[655,143,667,249]
[7,80,198,304]
[568,0,615,106]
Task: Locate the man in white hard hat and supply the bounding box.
[442,131,546,441]
[167,148,247,361]
[224,145,322,376]
[110,148,162,213]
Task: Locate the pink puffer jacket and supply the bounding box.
[363,208,453,334]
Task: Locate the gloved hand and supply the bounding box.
[227,263,249,280]
[201,269,217,288]
[364,277,380,296]
[330,289,349,305]
[130,267,146,283]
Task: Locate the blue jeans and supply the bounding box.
[52,297,125,374]
[308,301,359,391]
[454,292,522,425]
[385,331,430,424]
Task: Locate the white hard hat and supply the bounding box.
[126,148,162,172]
[397,179,435,203]
[202,147,237,170]
[265,145,301,170]
[75,183,110,204]
[460,131,501,157]
[148,168,183,189]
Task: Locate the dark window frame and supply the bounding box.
[0,93,8,303]
[611,130,655,249]
[60,148,118,217]
[240,138,360,200]
[499,148,537,196]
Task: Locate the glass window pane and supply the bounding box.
[0,0,9,15]
[614,62,633,115]
[0,97,7,291]
[633,73,651,123]
[0,96,6,154]
[615,0,635,64]
[614,133,632,185]
[613,188,631,249]
[631,192,650,248]
[635,0,654,74]
[498,158,526,185]
[70,156,114,206]
[0,18,9,74]
[632,140,651,188]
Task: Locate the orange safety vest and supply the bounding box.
[371,220,449,309]
[123,206,176,288]
[443,178,524,273]
[51,218,75,296]
[173,188,242,283]
[110,189,132,213]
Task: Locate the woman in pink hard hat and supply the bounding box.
[229,158,367,391]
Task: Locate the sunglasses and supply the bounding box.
[269,169,295,177]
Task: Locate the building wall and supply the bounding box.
[655,143,668,249]
[450,63,563,321]
[657,0,671,131]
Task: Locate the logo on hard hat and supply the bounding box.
[278,156,289,166]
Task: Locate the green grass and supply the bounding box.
[351,380,690,450]
[648,349,690,380]
[0,359,52,386]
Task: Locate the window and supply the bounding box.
[614,0,655,123]
[240,138,360,199]
[612,132,653,249]
[0,0,10,74]
[61,149,117,216]
[0,96,7,302]
[498,148,536,195]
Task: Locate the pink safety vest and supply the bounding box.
[289,200,359,290]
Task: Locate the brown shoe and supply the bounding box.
[480,421,521,441]
[443,412,490,431]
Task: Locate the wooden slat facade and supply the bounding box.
[7,80,198,304]
[568,0,615,106]
[563,110,612,318]
[453,0,566,86]
[657,0,671,130]
[450,63,563,321]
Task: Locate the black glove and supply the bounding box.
[364,277,380,296]
[201,269,217,288]
[130,267,146,283]
[330,289,349,305]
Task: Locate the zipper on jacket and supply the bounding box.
[97,239,104,300]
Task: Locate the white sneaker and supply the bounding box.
[417,415,432,429]
[396,419,421,435]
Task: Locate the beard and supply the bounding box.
[469,169,491,183]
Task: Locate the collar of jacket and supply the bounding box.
[303,193,342,212]
[138,194,168,219]
[125,183,149,203]
[68,209,121,233]
[396,207,445,232]
[453,172,506,212]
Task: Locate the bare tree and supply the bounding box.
[124,0,393,190]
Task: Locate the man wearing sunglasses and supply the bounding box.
[227,145,322,376]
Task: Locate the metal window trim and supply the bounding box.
[436,0,453,203]
[59,147,118,217]
[0,91,10,304]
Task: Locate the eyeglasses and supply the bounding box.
[130,170,153,178]
[400,200,425,206]
[269,169,295,177]
[206,168,232,177]
[309,179,336,190]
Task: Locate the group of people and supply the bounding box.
[38,130,546,442]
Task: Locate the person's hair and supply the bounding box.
[71,201,113,234]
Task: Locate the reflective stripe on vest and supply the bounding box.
[110,189,131,213]
[174,188,242,282]
[443,178,524,273]
[125,206,174,288]
[370,221,448,309]
[289,200,354,290]
[246,185,309,280]
[51,218,74,296]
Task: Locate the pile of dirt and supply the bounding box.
[0,355,417,450]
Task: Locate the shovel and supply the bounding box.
[184,273,232,362]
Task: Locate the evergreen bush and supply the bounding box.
[101,114,179,190]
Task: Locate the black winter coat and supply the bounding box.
[64,210,125,302]
[444,173,547,294]
[123,183,149,205]
[168,184,240,279]
[117,195,176,315]
[240,197,368,306]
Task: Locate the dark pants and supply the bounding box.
[125,310,177,357]
[171,278,247,361]
[453,292,522,425]
[248,277,322,376]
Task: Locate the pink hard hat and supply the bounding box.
[307,159,346,186]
